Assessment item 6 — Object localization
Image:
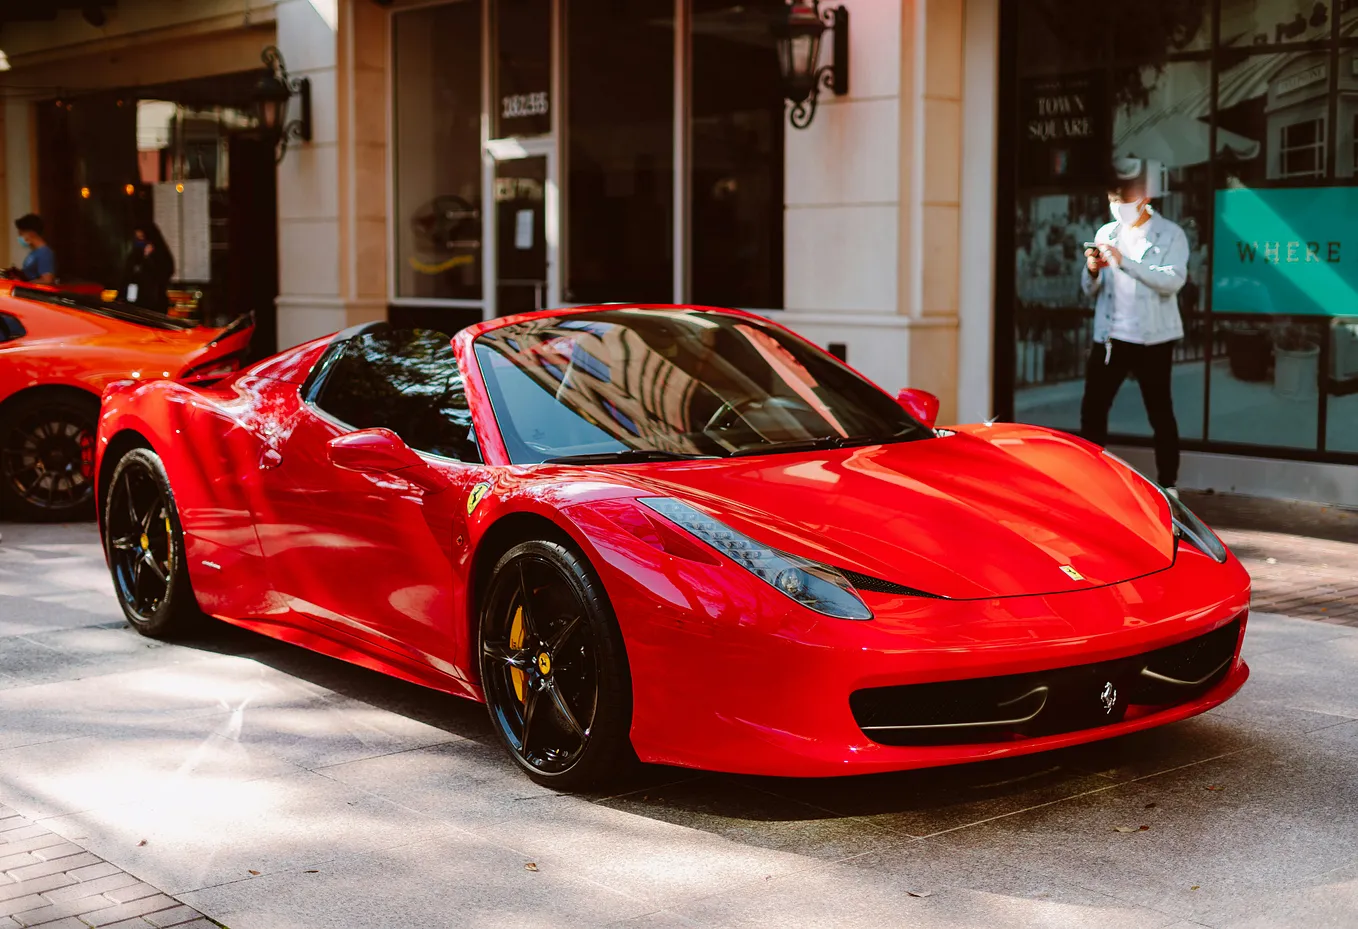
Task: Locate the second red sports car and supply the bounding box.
[95,305,1250,788]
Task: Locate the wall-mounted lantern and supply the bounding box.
[775,1,849,129]
[255,45,312,162]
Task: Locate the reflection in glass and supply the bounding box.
[1216,51,1327,185]
[474,310,932,464]
[1209,318,1323,448]
[494,0,552,138]
[1326,317,1358,451]
[691,0,785,308]
[565,1,673,304]
[316,329,481,462]
[393,2,482,300]
[1221,0,1331,46]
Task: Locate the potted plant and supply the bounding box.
[1273,322,1320,400]
[1225,324,1272,382]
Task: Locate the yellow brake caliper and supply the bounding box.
[509,606,527,703]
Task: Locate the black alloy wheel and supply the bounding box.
[0,394,99,521]
[480,539,634,790]
[104,447,197,638]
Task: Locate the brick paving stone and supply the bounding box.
[103,885,160,906]
[0,831,52,850]
[95,921,155,929]
[0,916,17,929]
[41,873,142,905]
[0,875,75,905]
[6,856,100,883]
[0,897,46,920]
[9,893,119,928]
[80,895,182,928]
[63,863,121,884]
[20,919,88,929]
[0,857,38,875]
[26,847,83,865]
[142,906,205,928]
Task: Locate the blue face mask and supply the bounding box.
[17,236,28,251]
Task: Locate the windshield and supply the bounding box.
[473,309,933,464]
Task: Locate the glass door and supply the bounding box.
[489,141,556,316]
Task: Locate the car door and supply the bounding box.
[252,328,484,673]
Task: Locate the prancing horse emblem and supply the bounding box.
[1099,681,1118,714]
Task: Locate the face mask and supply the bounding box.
[17,236,27,250]
[1111,200,1144,225]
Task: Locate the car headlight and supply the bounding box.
[1164,490,1228,564]
[1101,450,1227,564]
[639,497,873,620]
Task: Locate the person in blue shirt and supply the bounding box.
[13,214,56,284]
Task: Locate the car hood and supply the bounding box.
[606,424,1175,599]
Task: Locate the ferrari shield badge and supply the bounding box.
[467,482,491,516]
[1059,565,1084,581]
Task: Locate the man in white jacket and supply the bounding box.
[1080,158,1189,495]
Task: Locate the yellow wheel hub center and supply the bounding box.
[139,533,149,551]
[537,652,552,675]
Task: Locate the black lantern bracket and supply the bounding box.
[259,45,313,162]
[781,2,849,130]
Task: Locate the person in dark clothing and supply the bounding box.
[122,223,175,313]
[11,214,56,284]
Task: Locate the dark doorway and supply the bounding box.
[227,135,279,357]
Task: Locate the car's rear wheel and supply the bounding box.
[104,447,198,638]
[0,393,99,521]
[479,539,634,790]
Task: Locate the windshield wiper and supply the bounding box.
[542,449,717,465]
[729,435,880,458]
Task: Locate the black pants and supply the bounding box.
[1080,339,1180,487]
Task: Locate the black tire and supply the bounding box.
[103,447,199,639]
[0,392,100,521]
[479,539,635,791]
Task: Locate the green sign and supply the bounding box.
[1212,186,1358,316]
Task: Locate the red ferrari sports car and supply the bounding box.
[95,305,1250,788]
[1,282,253,520]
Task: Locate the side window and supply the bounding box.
[314,328,482,463]
[0,312,26,343]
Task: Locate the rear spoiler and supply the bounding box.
[180,312,257,386]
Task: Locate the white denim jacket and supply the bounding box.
[1081,211,1189,346]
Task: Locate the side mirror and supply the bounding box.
[896,388,940,429]
[327,428,447,491]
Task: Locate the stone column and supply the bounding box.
[274,0,387,349]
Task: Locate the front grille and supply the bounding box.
[850,617,1242,746]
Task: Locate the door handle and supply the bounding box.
[259,447,283,470]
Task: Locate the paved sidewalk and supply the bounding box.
[0,804,212,929]
[1,518,1356,929]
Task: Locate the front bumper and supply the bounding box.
[578,508,1252,777]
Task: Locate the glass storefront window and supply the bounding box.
[494,0,552,138]
[1221,0,1332,46]
[691,0,785,309]
[393,1,483,301]
[1004,2,1358,463]
[564,0,673,304]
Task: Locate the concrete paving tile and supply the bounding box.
[743,753,1116,839]
[0,717,305,821]
[913,730,1358,922]
[1056,712,1262,783]
[178,831,650,929]
[1240,612,1358,657]
[194,693,461,771]
[598,776,907,860]
[672,852,1179,929]
[1227,637,1358,722]
[603,911,706,928]
[0,653,334,752]
[37,769,458,896]
[0,625,175,690]
[470,794,820,909]
[316,739,570,829]
[1197,859,1358,928]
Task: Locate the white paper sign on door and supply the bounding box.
[514,209,534,250]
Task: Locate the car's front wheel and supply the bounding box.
[479,539,634,790]
[104,447,198,639]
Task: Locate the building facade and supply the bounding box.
[1,0,1354,506]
